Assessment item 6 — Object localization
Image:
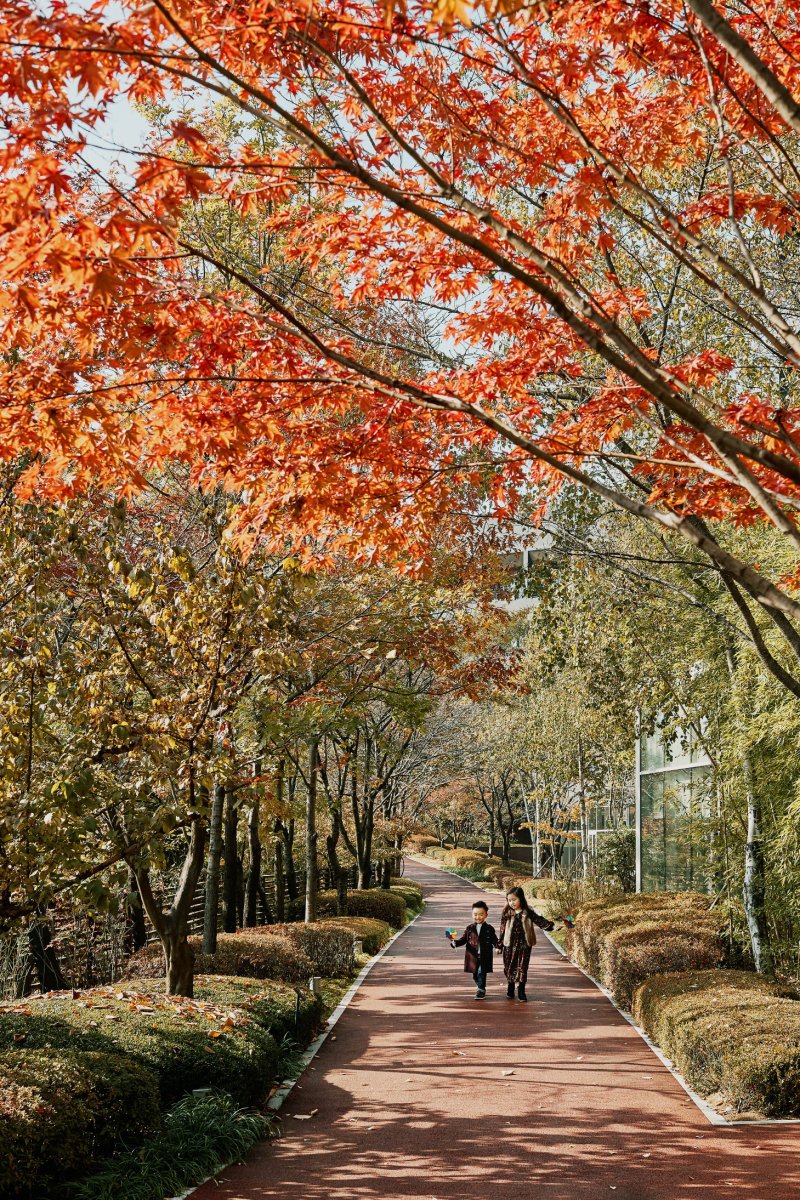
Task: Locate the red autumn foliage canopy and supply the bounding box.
[2,0,800,610]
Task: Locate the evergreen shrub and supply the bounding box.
[0,1048,159,1199]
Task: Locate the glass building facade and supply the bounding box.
[635,721,713,892]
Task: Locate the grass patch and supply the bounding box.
[66,1090,272,1200]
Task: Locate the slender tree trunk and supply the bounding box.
[203,781,225,955]
[283,820,298,900]
[577,734,589,879]
[126,866,148,952]
[244,800,261,926]
[223,785,238,933]
[305,739,320,922]
[742,750,774,975]
[274,817,286,922]
[724,645,774,974]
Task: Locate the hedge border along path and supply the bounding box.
[170,906,425,1200]
[406,854,800,1129]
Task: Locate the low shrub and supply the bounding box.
[392,875,423,896]
[323,916,394,954]
[124,975,323,1048]
[125,933,314,984]
[315,888,407,928]
[68,1089,271,1200]
[236,922,355,977]
[0,1048,160,1199]
[0,985,279,1107]
[567,892,718,981]
[389,885,424,913]
[600,922,724,1009]
[634,970,800,1116]
[405,835,440,852]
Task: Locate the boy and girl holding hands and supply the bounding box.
[449,886,555,1002]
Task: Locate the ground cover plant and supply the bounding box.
[66,1090,272,1200]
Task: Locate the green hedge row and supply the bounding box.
[324,916,394,954]
[634,970,800,1116]
[567,892,724,1009]
[289,888,408,928]
[126,931,315,983]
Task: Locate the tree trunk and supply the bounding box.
[577,735,589,879]
[282,818,298,900]
[244,774,262,927]
[274,818,286,921]
[164,923,195,996]
[135,813,207,998]
[223,785,238,933]
[17,919,66,996]
[742,750,773,975]
[203,780,225,955]
[326,807,349,916]
[305,739,319,922]
[724,645,774,975]
[126,866,148,952]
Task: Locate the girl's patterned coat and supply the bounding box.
[499,906,554,986]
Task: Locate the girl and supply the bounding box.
[499,886,555,1002]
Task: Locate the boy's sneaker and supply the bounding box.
[506,982,515,999]
[517,989,528,1003]
[474,988,486,999]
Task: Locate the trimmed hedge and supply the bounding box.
[323,916,394,954]
[315,888,407,929]
[0,1048,159,1199]
[634,970,800,1116]
[405,835,440,852]
[125,932,314,984]
[567,893,724,1008]
[125,975,323,1048]
[389,884,423,913]
[236,923,355,977]
[0,985,280,1107]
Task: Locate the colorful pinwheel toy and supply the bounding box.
[445,928,458,940]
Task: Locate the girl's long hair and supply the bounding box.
[503,886,532,918]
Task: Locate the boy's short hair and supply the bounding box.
[472,900,488,912]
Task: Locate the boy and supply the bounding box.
[450,900,501,999]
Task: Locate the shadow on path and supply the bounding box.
[191,862,799,1200]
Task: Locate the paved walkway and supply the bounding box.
[193,861,799,1200]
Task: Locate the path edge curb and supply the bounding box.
[171,906,424,1200]
[407,854,800,1129]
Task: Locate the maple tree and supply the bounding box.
[2,0,800,653]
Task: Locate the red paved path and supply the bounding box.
[192,861,799,1200]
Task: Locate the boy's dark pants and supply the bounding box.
[473,963,487,990]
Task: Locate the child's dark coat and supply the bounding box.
[452,922,501,974]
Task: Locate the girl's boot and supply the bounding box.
[506,980,515,999]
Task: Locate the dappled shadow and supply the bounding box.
[193,862,800,1200]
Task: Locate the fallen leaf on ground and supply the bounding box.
[291,1115,312,1121]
